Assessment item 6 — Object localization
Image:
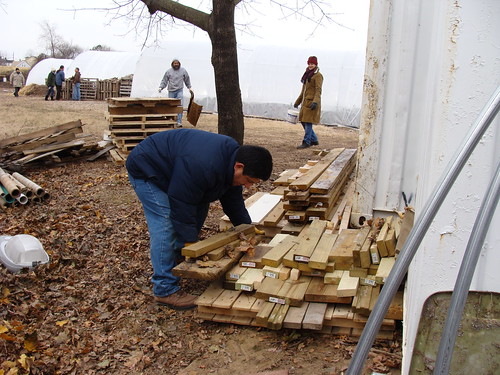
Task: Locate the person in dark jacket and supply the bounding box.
[55,65,65,100]
[126,129,273,310]
[294,56,323,148]
[45,67,56,101]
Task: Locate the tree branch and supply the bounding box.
[141,0,211,31]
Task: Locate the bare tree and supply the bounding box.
[39,21,83,59]
[113,0,334,144]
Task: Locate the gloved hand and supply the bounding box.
[310,102,318,110]
[158,88,162,93]
[189,88,194,93]
[293,103,299,109]
[254,227,265,235]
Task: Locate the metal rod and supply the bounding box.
[346,85,500,375]
[433,160,500,374]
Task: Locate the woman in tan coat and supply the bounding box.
[293,56,323,148]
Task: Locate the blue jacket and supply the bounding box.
[55,70,65,85]
[126,129,251,242]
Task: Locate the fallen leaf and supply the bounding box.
[56,320,69,327]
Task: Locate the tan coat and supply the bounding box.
[294,70,323,124]
[10,71,25,88]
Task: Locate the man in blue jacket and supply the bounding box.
[126,129,273,310]
[55,65,65,100]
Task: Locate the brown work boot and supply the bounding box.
[155,290,198,310]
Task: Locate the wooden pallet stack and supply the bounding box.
[105,97,182,164]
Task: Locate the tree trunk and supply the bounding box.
[208,1,244,144]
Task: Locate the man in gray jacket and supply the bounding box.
[158,59,192,127]
[9,68,25,97]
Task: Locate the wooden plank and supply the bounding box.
[212,289,242,309]
[324,270,344,285]
[354,285,373,315]
[288,148,344,191]
[329,228,358,270]
[181,224,254,258]
[0,120,83,149]
[262,264,291,281]
[337,271,360,297]
[235,268,265,292]
[232,293,258,311]
[197,305,256,319]
[225,264,247,280]
[302,303,328,330]
[262,201,286,227]
[172,252,244,281]
[339,205,352,231]
[375,257,396,284]
[304,276,353,304]
[369,243,380,265]
[254,277,285,302]
[267,303,290,330]
[309,149,357,194]
[376,217,391,257]
[359,226,376,268]
[281,222,305,235]
[293,219,327,262]
[240,244,272,269]
[262,235,298,267]
[255,302,275,327]
[195,280,225,306]
[273,169,299,186]
[395,208,415,254]
[283,302,309,329]
[284,276,312,306]
[352,226,371,267]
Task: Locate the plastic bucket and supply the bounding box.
[286,109,299,124]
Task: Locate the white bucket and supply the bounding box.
[286,109,299,124]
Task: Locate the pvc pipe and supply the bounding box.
[346,85,500,375]
[0,185,14,203]
[12,172,45,197]
[0,168,20,198]
[16,193,28,205]
[433,160,500,374]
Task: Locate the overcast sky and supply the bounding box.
[0,0,369,60]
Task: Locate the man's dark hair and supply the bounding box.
[236,145,273,181]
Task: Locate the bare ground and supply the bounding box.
[0,86,401,375]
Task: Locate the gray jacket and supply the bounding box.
[159,67,191,92]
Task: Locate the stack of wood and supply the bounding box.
[0,120,100,167]
[105,97,182,164]
[194,214,411,336]
[219,148,357,237]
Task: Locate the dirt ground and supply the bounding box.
[0,86,402,375]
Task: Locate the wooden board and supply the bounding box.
[283,302,309,329]
[288,149,344,191]
[172,252,244,281]
[304,276,353,304]
[308,232,338,270]
[309,149,357,194]
[329,228,359,270]
[262,235,298,267]
[302,302,328,330]
[181,224,255,258]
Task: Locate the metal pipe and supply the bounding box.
[346,85,500,375]
[12,172,45,197]
[433,160,500,374]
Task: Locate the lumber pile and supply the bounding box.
[0,120,102,167]
[219,148,357,236]
[105,97,182,163]
[195,215,411,335]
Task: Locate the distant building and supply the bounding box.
[11,60,31,68]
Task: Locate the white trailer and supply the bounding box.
[351,0,499,373]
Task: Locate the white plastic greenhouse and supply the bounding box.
[130,40,366,127]
[26,51,139,85]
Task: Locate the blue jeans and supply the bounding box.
[301,122,318,145]
[128,175,209,297]
[168,89,183,124]
[72,83,81,100]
